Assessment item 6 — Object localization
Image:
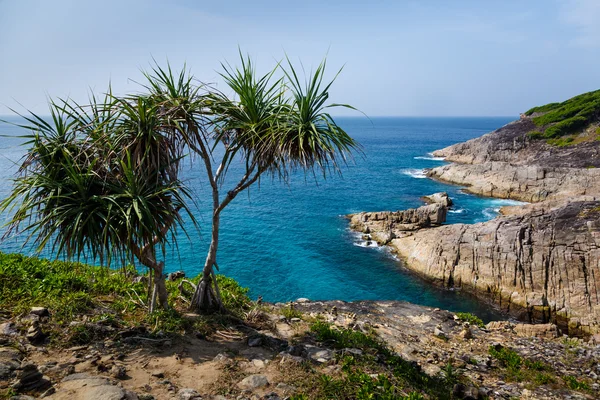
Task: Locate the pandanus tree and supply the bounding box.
[0,54,359,313]
[0,83,198,312]
[182,56,360,311]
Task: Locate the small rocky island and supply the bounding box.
[350,90,600,337]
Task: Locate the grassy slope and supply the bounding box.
[0,252,253,341]
[525,89,600,142]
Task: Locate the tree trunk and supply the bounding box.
[153,261,169,310]
[136,249,169,312]
[191,207,223,312]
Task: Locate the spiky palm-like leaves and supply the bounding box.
[189,55,360,311]
[1,90,197,311]
[1,55,359,314]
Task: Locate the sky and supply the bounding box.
[1,0,599,117]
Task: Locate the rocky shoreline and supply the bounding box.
[348,114,600,336]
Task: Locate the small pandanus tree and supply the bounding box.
[181,56,361,311]
[0,83,198,312]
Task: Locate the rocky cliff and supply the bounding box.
[427,116,600,201]
[350,91,600,335]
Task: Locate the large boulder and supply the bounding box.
[422,192,453,207]
[348,203,447,245]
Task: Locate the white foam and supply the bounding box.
[448,208,465,214]
[414,156,446,161]
[488,199,529,206]
[401,168,427,179]
[353,240,379,248]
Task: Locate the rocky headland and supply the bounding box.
[349,90,600,336]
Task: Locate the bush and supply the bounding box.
[455,312,485,328]
[543,116,589,138]
[524,89,600,139]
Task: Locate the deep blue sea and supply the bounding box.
[0,116,518,320]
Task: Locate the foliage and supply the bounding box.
[489,345,555,386]
[188,54,361,311]
[455,312,485,328]
[0,252,140,322]
[0,94,196,270]
[546,136,575,147]
[0,251,252,342]
[303,321,456,398]
[524,89,600,139]
[281,304,303,320]
[310,320,381,349]
[563,375,590,391]
[0,54,360,313]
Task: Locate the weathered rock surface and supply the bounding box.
[422,192,453,207]
[348,203,447,244]
[428,116,600,201]
[427,161,600,202]
[350,114,600,334]
[382,200,600,335]
[3,299,600,399]
[431,117,600,169]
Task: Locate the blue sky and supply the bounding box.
[1,0,599,116]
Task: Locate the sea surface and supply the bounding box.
[0,116,519,321]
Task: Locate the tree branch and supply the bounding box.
[215,167,263,215]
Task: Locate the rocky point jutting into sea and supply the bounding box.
[349,91,600,336]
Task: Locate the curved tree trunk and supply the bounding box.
[191,209,223,311]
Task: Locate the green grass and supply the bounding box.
[564,375,591,391]
[455,312,485,328]
[524,89,600,139]
[281,304,304,320]
[0,251,252,343]
[310,320,381,349]
[300,321,457,399]
[489,345,562,389]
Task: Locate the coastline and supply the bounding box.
[348,114,600,336]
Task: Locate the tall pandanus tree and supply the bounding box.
[187,55,360,311]
[0,84,197,312]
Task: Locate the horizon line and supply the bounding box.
[0,114,518,119]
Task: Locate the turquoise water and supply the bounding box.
[0,116,518,320]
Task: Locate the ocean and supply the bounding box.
[0,116,519,321]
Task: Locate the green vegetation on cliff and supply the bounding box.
[525,89,600,139]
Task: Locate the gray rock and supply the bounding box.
[167,271,186,281]
[110,364,127,379]
[0,322,19,336]
[296,298,310,303]
[26,324,46,344]
[433,327,447,340]
[11,363,51,392]
[276,382,297,394]
[213,353,232,362]
[237,374,269,389]
[30,307,49,317]
[248,337,262,347]
[47,373,138,399]
[178,388,202,400]
[422,192,453,207]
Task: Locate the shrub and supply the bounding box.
[455,312,485,328]
[525,89,600,139]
